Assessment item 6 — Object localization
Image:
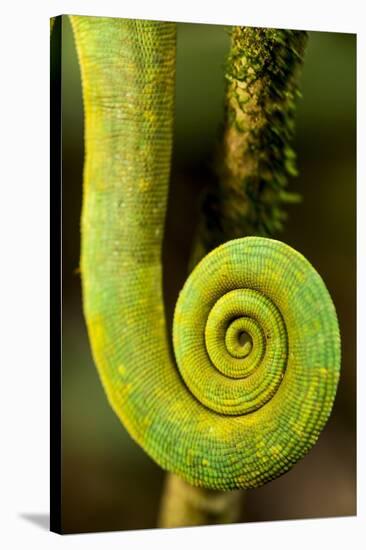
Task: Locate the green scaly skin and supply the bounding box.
[63,16,341,490]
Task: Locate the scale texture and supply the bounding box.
[69,16,341,489]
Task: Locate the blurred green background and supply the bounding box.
[57,17,356,533]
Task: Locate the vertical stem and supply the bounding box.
[191,27,308,266]
[158,474,243,528]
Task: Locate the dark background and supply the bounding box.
[58,17,356,533]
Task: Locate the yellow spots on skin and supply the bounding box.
[174,310,184,325]
[202,459,209,467]
[143,82,155,97]
[295,270,306,283]
[138,178,151,192]
[319,367,328,377]
[120,383,133,397]
[270,444,282,457]
[144,110,157,125]
[292,425,304,438]
[187,449,196,466]
[142,415,152,429]
[118,364,126,376]
[255,448,268,462]
[88,315,109,367]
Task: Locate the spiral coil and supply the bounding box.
[173,237,340,484]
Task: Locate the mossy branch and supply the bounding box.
[190,27,308,267]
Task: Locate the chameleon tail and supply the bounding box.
[68,16,340,490]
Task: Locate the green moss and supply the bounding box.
[194,27,308,261]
